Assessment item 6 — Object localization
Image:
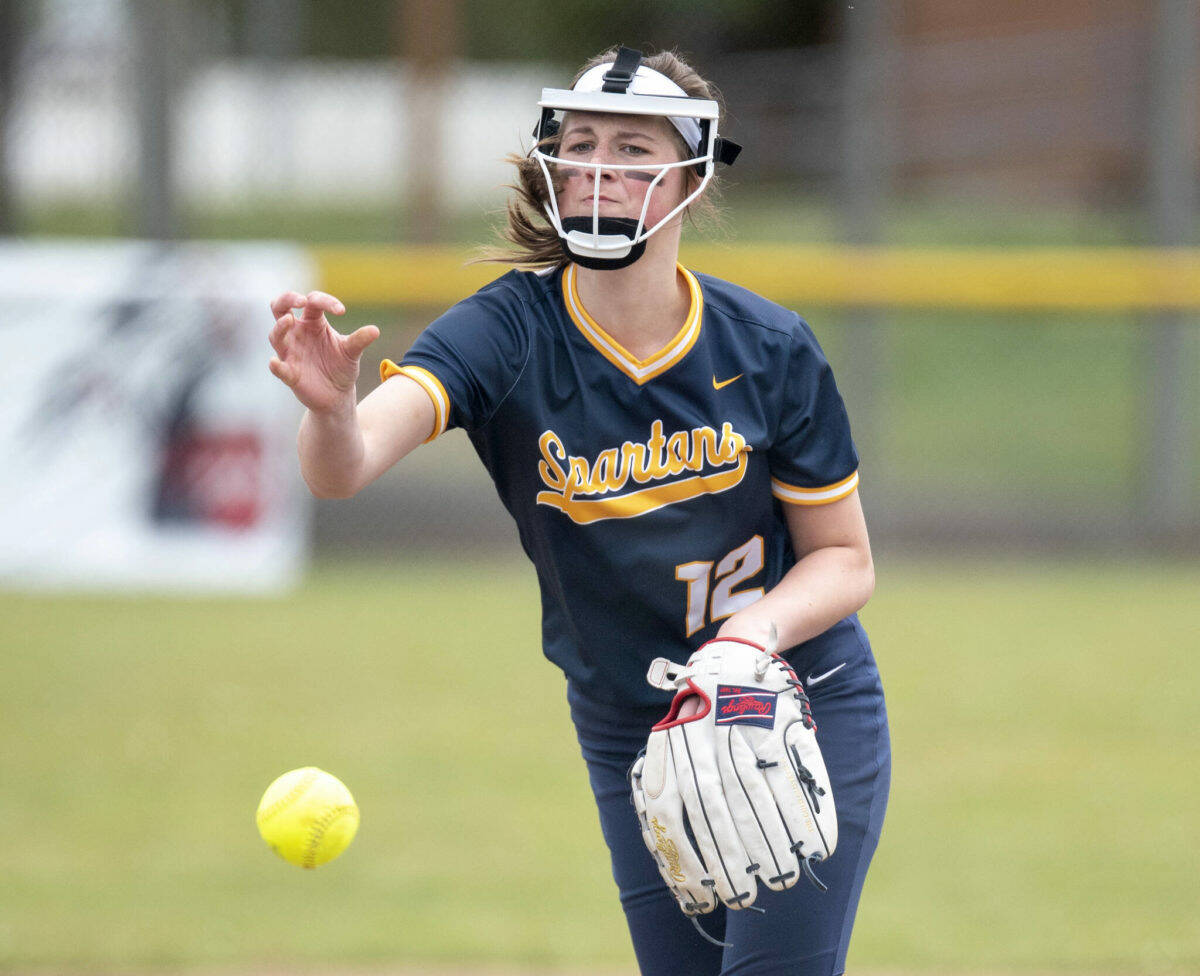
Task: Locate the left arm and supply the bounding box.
[715,489,874,649]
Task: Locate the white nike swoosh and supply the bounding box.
[806,662,847,686]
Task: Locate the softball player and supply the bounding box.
[268,47,890,976]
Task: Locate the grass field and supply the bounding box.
[1,555,1198,975]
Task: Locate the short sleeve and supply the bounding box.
[379,283,529,439]
[767,318,860,505]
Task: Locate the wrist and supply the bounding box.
[715,615,773,644]
[306,388,359,424]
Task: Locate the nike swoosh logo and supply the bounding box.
[806,662,847,686]
[712,373,743,390]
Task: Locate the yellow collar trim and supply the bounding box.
[562,262,703,386]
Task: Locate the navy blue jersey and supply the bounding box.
[382,263,860,706]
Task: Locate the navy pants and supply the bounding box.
[567,621,890,976]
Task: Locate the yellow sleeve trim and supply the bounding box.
[379,359,450,442]
[771,470,859,506]
[379,358,403,382]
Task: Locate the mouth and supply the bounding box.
[582,195,620,204]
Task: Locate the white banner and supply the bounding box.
[0,240,313,592]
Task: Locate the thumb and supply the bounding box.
[343,324,380,360]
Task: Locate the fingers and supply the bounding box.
[269,289,344,326]
[268,356,298,388]
[269,290,306,319]
[296,290,345,323]
[342,324,380,360]
[268,312,294,355]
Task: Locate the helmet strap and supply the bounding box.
[600,47,644,94]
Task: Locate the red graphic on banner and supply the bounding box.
[157,432,263,529]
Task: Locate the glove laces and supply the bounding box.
[685,902,767,948]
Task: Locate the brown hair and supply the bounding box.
[478,47,725,270]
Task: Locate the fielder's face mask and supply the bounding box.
[532,47,741,270]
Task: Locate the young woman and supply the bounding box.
[268,47,890,976]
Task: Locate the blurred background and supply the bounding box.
[1,1,1198,974]
[3,0,1198,555]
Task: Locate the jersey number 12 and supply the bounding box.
[674,535,765,637]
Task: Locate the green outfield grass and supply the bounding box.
[811,310,1193,510]
[1,556,1197,974]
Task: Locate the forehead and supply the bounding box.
[559,111,675,139]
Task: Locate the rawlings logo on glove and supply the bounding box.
[628,628,837,937]
[715,687,778,726]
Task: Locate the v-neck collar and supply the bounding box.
[561,262,703,386]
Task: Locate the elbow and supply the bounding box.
[307,485,341,500]
[856,548,876,609]
[304,476,360,500]
[298,453,365,499]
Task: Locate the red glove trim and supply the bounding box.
[652,678,712,730]
[696,636,766,654]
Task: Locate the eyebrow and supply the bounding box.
[560,125,660,143]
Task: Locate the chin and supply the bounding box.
[565,210,667,227]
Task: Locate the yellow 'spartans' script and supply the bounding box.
[536,419,750,524]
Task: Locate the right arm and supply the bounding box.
[268,290,436,499]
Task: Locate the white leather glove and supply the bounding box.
[629,631,837,918]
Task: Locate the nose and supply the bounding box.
[573,164,617,186]
[574,144,621,180]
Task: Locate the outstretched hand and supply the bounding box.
[268,290,380,414]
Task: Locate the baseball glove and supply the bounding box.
[628,630,837,922]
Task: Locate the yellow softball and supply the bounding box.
[255,767,360,869]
